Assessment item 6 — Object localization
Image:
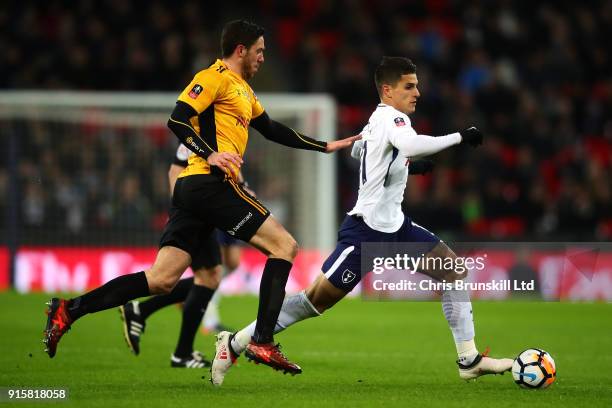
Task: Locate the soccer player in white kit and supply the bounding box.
[211,57,513,385]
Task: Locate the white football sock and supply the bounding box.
[441,286,477,365]
[203,291,221,329]
[456,339,478,365]
[231,290,320,354]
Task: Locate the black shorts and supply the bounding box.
[159,174,270,260]
[191,232,222,270]
[216,229,240,247]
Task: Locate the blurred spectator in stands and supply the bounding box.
[113,173,152,230]
[1,0,610,241]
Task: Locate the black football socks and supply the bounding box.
[174,284,216,358]
[68,271,150,322]
[139,277,194,320]
[252,258,292,344]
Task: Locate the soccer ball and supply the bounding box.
[512,348,556,389]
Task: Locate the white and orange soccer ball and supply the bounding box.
[512,348,556,389]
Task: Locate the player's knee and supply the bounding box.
[282,236,299,260]
[223,253,241,272]
[159,277,178,294]
[147,275,177,295]
[271,234,298,261]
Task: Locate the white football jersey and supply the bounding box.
[348,104,461,233]
[348,104,412,232]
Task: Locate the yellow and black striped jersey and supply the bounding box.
[175,59,264,178]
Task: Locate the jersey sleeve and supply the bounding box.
[387,115,417,144]
[177,70,223,113]
[386,114,461,158]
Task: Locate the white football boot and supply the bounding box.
[458,348,513,380]
[210,331,239,386]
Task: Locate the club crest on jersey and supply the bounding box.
[189,84,203,99]
[341,269,357,284]
[394,117,406,127]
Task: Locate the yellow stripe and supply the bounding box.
[168,117,215,154]
[228,179,267,215]
[230,180,267,215]
[290,128,326,150]
[229,179,266,215]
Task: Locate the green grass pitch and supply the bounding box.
[1,292,611,407]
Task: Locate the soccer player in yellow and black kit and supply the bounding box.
[43,20,359,375]
[117,143,244,368]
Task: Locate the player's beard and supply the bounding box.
[242,60,255,80]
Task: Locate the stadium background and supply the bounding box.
[1,2,611,407]
[0,0,611,296]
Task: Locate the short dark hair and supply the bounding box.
[220,20,265,58]
[374,57,417,95]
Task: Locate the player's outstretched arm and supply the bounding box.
[250,111,361,153]
[250,111,327,151]
[350,140,434,175]
[390,126,484,159]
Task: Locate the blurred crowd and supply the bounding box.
[1,0,611,241]
[10,121,176,243]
